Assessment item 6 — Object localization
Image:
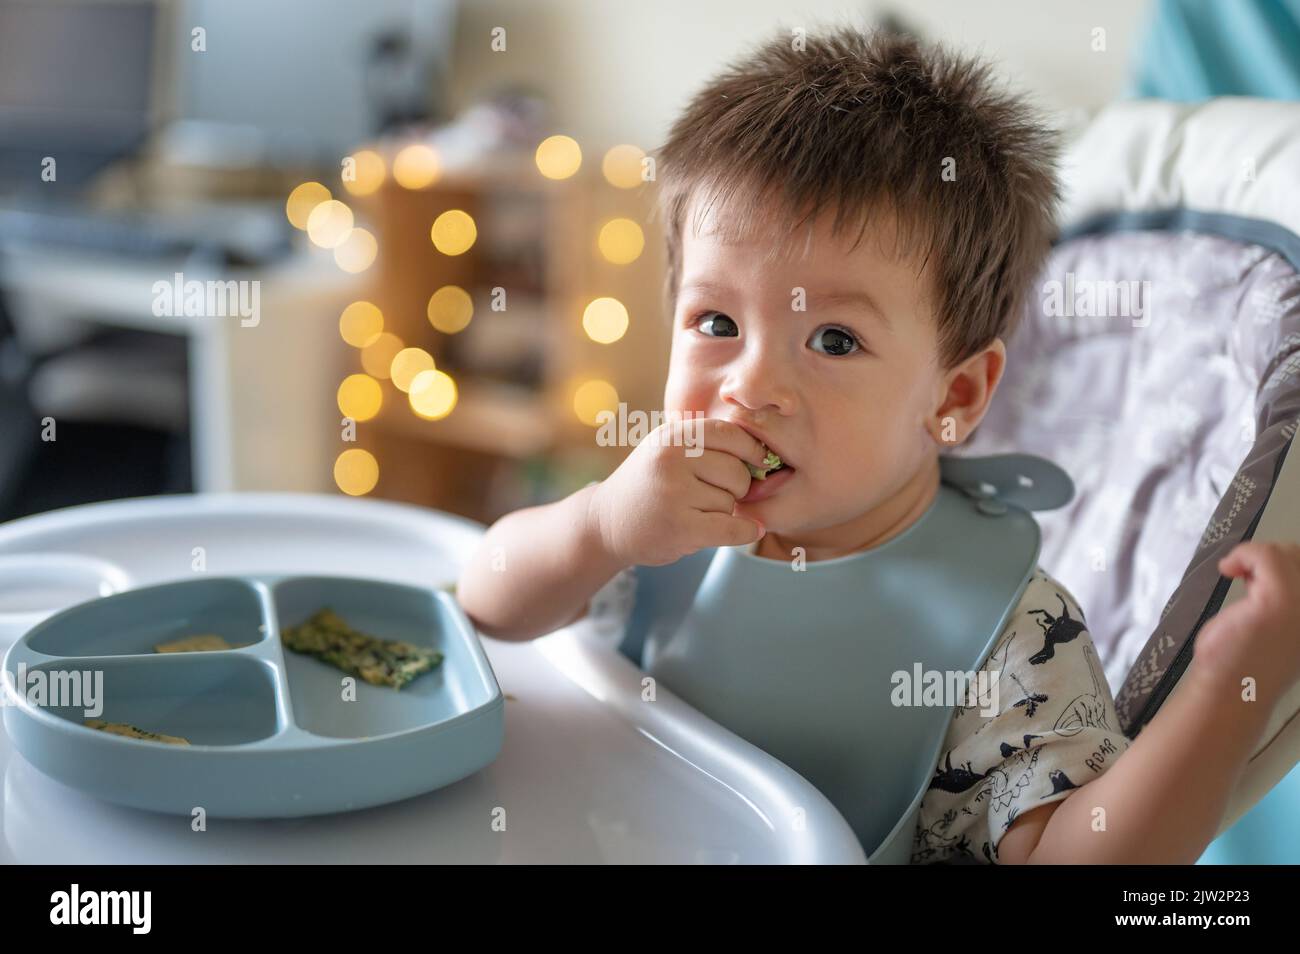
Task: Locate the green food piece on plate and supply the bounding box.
[280,608,443,689]
[84,719,190,745]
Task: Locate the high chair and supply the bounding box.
[1,98,1297,866]
[953,97,1300,862]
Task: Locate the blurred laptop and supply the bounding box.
[0,0,458,262]
[0,0,458,516]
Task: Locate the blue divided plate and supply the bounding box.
[1,574,504,818]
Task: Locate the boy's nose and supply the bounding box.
[719,351,797,416]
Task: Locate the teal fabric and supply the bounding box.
[1198,762,1300,864]
[1129,0,1300,100]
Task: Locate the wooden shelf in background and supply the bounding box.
[371,379,556,459]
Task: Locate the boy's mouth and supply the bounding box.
[749,456,795,481]
[739,459,795,502]
[754,454,790,480]
[729,421,795,479]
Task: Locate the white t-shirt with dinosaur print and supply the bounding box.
[579,560,1131,864]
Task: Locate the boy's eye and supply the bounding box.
[695,311,738,337]
[690,312,863,355]
[808,326,861,357]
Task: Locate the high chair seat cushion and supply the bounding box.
[958,98,1300,833]
[1059,98,1300,255]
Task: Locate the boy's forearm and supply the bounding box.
[456,483,627,641]
[1027,661,1274,864]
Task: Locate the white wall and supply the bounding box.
[448,0,1152,154]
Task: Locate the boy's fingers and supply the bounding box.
[691,482,738,515]
[1219,542,1292,610]
[659,417,706,452]
[701,418,771,468]
[1219,542,1271,580]
[1220,542,1282,581]
[694,512,765,548]
[1201,603,1248,641]
[692,449,753,500]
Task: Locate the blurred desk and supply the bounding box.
[0,243,359,493]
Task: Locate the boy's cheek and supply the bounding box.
[661,378,710,418]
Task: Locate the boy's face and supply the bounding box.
[663,196,952,543]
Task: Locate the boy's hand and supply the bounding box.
[589,418,769,567]
[1191,541,1300,705]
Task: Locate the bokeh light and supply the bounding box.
[393,144,441,190]
[334,448,379,496]
[602,145,646,189]
[582,297,629,344]
[339,301,384,348]
[597,218,644,264]
[409,369,458,420]
[535,135,582,180]
[285,181,331,230]
[390,348,436,393]
[430,210,477,256]
[333,226,377,273]
[426,285,474,334]
[573,379,619,426]
[360,332,404,379]
[306,199,354,248]
[342,149,386,197]
[336,374,383,422]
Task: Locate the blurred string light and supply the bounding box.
[582,297,628,344]
[342,149,386,197]
[393,143,441,189]
[360,332,404,379]
[597,218,644,264]
[601,145,646,189]
[409,369,458,420]
[334,448,379,495]
[430,210,476,255]
[339,301,383,347]
[306,199,354,248]
[285,181,331,229]
[573,379,618,426]
[337,373,383,422]
[535,135,582,180]
[426,285,474,334]
[334,226,377,272]
[289,175,375,272]
[323,136,647,463]
[390,347,435,393]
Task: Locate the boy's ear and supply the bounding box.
[927,337,1006,447]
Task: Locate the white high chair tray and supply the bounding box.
[0,493,865,863]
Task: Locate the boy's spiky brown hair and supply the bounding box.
[651,24,1060,371]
